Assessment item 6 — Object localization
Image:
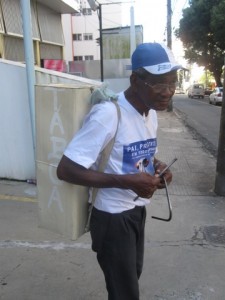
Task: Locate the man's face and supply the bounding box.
[133,70,178,111]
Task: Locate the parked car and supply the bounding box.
[209,87,223,105]
[204,89,213,96]
[187,84,205,99]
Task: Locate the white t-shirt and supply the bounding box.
[64,92,158,213]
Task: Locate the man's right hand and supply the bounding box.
[127,172,161,199]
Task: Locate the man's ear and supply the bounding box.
[130,73,139,91]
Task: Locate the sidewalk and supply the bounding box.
[1,110,225,300]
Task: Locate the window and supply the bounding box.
[84,55,94,61]
[82,8,92,15]
[74,56,83,61]
[73,34,82,41]
[83,33,93,41]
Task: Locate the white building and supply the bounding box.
[62,0,122,62]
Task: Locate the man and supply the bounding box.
[57,42,182,300]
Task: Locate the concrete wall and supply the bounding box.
[68,58,131,80]
[0,61,35,180]
[105,78,130,93]
[0,59,101,180]
[0,59,130,180]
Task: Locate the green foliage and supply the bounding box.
[199,70,215,88]
[211,1,225,49]
[175,0,225,86]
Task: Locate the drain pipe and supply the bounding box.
[20,0,36,152]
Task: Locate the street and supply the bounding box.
[173,94,222,157]
[1,110,225,300]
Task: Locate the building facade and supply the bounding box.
[0,0,79,67]
[62,0,122,62]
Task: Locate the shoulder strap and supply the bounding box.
[94,100,121,174]
[85,100,121,232]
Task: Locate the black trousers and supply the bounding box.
[90,205,146,300]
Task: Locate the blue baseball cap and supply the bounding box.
[131,42,183,75]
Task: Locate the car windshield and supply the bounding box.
[193,85,203,89]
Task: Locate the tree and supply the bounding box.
[175,0,224,86]
[211,0,225,50]
[199,70,215,89]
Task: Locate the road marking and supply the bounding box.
[0,240,91,250]
[0,195,37,203]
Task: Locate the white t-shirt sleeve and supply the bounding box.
[64,101,118,169]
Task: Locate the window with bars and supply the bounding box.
[74,56,83,61]
[84,55,94,61]
[73,34,82,41]
[83,33,93,41]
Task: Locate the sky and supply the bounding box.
[98,0,189,65]
[120,0,189,43]
[96,0,203,80]
[115,0,189,64]
[97,0,188,45]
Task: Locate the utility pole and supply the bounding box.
[167,0,173,112]
[88,0,132,82]
[130,6,136,57]
[20,0,36,152]
[87,0,103,81]
[167,0,172,50]
[99,4,104,82]
[214,59,225,195]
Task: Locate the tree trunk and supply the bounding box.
[213,70,222,86]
